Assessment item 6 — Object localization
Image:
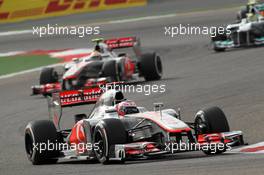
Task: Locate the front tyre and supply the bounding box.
[25,120,60,165]
[212,43,226,52]
[211,30,228,52]
[194,106,230,155]
[39,68,58,85]
[93,118,127,164]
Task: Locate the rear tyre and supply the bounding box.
[39,68,58,85]
[251,22,264,38]
[139,52,162,81]
[93,118,127,164]
[194,106,230,155]
[237,8,247,22]
[25,120,60,165]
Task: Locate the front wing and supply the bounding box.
[57,130,244,162]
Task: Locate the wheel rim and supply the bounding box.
[195,118,207,135]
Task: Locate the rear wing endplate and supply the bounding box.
[47,82,124,129]
[47,87,103,129]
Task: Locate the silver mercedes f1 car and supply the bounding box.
[212,9,264,52]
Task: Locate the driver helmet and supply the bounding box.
[94,42,107,53]
[94,44,103,53]
[116,100,139,116]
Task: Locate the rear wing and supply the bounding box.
[104,37,142,57]
[47,87,103,129]
[47,82,124,129]
[104,37,139,49]
[56,87,102,107]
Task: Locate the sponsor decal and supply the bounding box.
[0,0,9,19]
[0,0,147,23]
[59,88,103,106]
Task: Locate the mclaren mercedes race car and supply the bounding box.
[31,37,163,96]
[25,88,244,165]
[211,16,264,52]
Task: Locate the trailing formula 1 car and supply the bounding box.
[25,88,244,165]
[31,37,163,96]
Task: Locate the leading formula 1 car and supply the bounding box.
[31,37,163,96]
[237,0,264,22]
[25,87,244,165]
[211,9,264,52]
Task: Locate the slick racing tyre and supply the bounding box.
[194,106,230,135]
[251,22,264,38]
[139,52,162,81]
[101,60,119,82]
[211,31,227,42]
[211,31,227,52]
[194,106,230,155]
[237,8,247,22]
[25,120,61,165]
[39,68,58,85]
[93,118,127,164]
[212,43,226,52]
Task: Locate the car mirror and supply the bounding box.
[153,102,164,112]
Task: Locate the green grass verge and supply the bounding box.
[0,55,60,76]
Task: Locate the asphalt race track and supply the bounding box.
[0,1,264,175]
